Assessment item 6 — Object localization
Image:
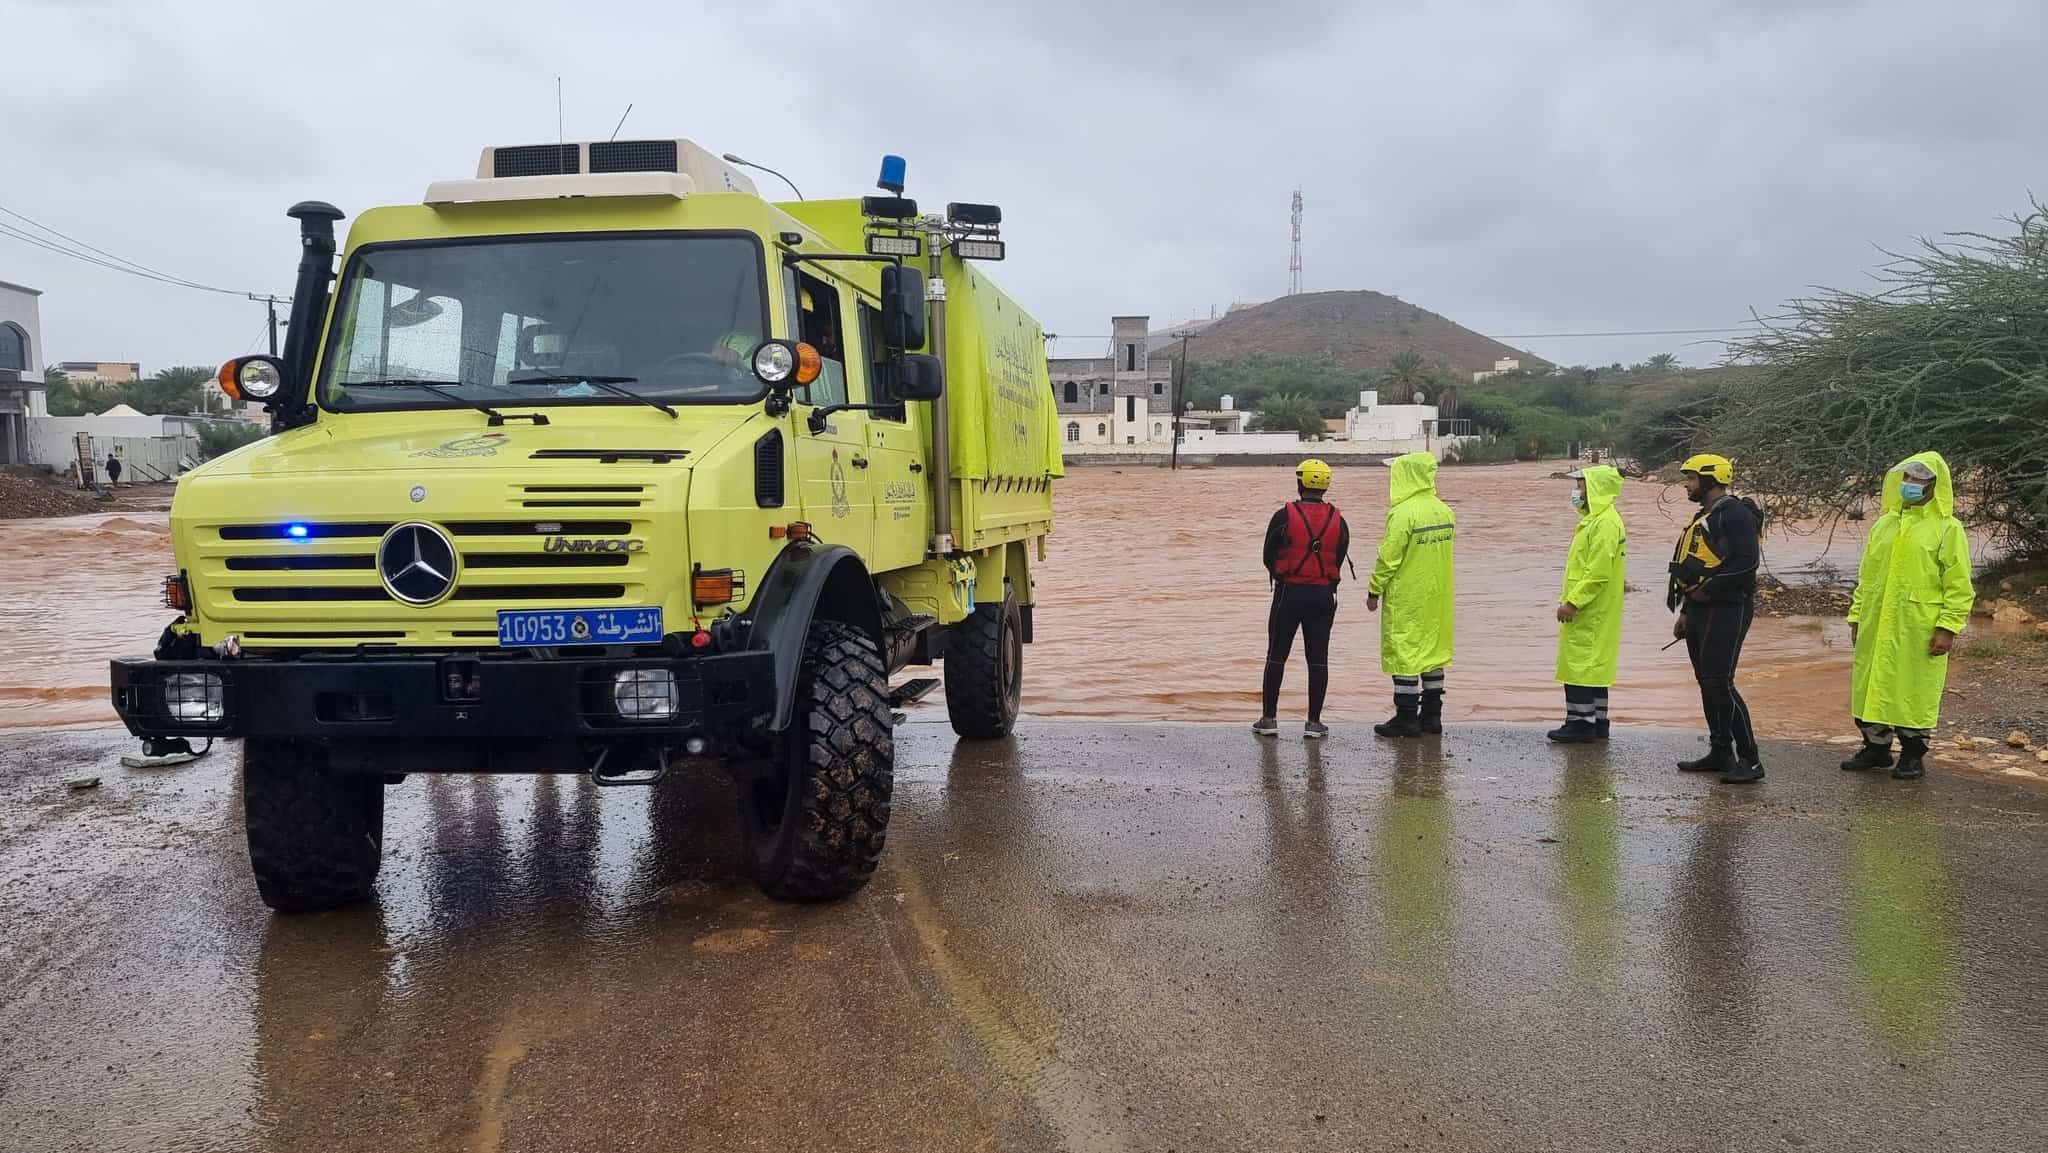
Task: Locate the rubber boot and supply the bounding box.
[1595,720,1610,740]
[1893,736,1928,780]
[1839,741,1893,772]
[1678,746,1739,773]
[1374,704,1422,739]
[1719,755,1765,784]
[1419,689,1444,735]
[1547,720,1600,744]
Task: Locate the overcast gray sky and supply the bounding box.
[5,0,2043,371]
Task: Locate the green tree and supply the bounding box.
[1715,199,2048,556]
[196,420,269,460]
[1249,392,1327,440]
[44,368,104,416]
[1385,349,1430,400]
[121,365,214,415]
[1643,352,1679,373]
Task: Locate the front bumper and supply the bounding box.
[109,650,774,773]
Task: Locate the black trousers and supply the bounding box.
[1263,583,1337,722]
[1684,596,1757,759]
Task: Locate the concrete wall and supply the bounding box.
[26,414,199,479]
[35,432,197,485]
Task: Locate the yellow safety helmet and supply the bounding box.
[1680,453,1733,485]
[1296,458,1333,491]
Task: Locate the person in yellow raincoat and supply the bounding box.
[1840,452,1974,780]
[1367,452,1456,737]
[1549,465,1626,743]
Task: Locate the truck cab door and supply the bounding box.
[855,300,929,572]
[787,270,872,557]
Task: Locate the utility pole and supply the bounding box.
[1171,331,1198,471]
[248,293,284,356]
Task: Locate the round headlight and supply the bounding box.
[237,359,283,399]
[752,342,795,384]
[612,668,679,720]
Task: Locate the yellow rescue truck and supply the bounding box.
[110,140,1060,910]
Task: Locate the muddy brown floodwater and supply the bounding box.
[1025,460,1867,737]
[1,462,1870,737]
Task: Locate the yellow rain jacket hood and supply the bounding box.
[1556,466,1627,687]
[1848,451,1974,730]
[1369,452,1456,675]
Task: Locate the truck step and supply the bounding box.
[885,613,937,637]
[888,678,940,707]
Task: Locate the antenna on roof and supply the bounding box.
[608,102,634,142]
[556,78,564,151]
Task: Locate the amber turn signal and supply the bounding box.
[692,567,746,608]
[162,573,191,612]
[793,342,822,386]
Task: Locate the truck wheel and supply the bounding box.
[242,739,384,913]
[945,586,1022,739]
[741,619,895,901]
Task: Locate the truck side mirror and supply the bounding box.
[880,264,926,351]
[896,353,944,401]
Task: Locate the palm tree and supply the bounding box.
[1644,352,1678,373]
[1386,349,1429,402]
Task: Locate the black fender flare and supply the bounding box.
[745,544,884,732]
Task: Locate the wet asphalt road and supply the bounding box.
[2,722,2045,1153]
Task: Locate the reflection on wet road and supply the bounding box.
[5,722,2046,1151]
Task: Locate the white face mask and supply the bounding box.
[1571,490,1587,510]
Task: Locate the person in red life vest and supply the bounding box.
[1254,459,1351,740]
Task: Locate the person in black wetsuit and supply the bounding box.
[1668,453,1765,783]
[1255,459,1351,740]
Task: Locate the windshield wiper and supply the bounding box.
[505,374,678,419]
[343,379,549,426]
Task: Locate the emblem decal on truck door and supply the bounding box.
[830,450,851,518]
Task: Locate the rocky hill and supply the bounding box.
[1170,291,1546,377]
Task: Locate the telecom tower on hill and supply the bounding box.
[1288,189,1303,296]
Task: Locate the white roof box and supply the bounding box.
[424,138,759,206]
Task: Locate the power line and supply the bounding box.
[0,201,265,297]
[1492,324,1769,340]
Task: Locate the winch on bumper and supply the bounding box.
[108,649,775,773]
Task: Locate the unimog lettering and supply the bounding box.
[543,537,644,553]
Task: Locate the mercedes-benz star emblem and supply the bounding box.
[378,522,458,606]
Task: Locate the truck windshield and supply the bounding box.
[319,234,768,412]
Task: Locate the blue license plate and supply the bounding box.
[497,607,664,647]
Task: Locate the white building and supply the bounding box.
[0,280,47,465]
[1343,390,1472,458]
[1472,357,1522,384]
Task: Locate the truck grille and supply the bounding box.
[196,516,658,647]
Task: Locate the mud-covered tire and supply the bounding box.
[740,619,895,901]
[242,739,384,913]
[945,586,1022,739]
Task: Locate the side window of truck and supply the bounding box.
[782,267,848,409]
[858,303,906,422]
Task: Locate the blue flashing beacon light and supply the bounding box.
[877,155,907,196]
[286,523,310,539]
